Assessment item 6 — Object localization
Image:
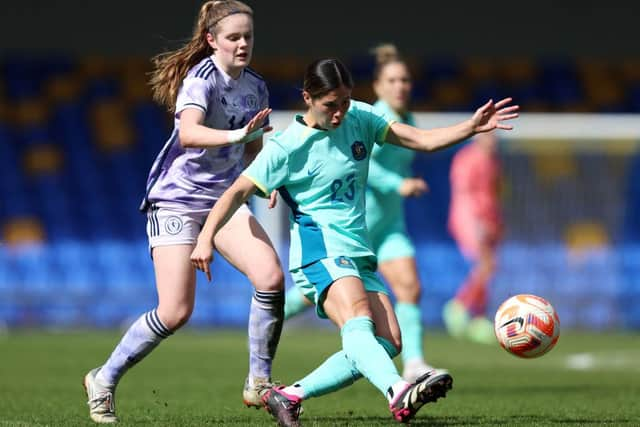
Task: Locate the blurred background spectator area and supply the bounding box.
[1,54,639,331]
[1,0,640,330]
[2,55,640,245]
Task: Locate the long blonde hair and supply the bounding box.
[370,43,406,81]
[149,0,253,112]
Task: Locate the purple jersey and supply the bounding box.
[141,55,269,214]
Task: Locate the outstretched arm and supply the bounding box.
[385,98,519,152]
[190,175,257,280]
[179,108,273,148]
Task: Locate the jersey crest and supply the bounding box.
[351,141,367,161]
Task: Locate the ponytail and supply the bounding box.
[149,1,253,112]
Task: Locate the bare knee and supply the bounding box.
[381,260,422,303]
[392,278,421,303]
[157,303,194,331]
[249,264,284,292]
[351,297,373,318]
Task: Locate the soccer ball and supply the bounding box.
[494,294,560,358]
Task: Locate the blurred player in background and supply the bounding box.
[191,58,518,426]
[83,1,285,423]
[444,131,502,344]
[283,44,440,382]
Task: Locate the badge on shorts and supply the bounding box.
[165,216,184,235]
[334,256,355,269]
[351,141,367,161]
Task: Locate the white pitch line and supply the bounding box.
[565,351,640,371]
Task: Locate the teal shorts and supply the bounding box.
[369,219,416,263]
[290,255,388,319]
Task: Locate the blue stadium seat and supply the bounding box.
[9,246,59,299]
[0,248,14,297]
[627,84,640,112]
[84,77,120,103]
[422,57,460,83]
[348,54,376,81]
[579,302,612,330]
[0,304,23,327]
[51,242,97,297]
[40,304,84,328]
[268,82,301,110]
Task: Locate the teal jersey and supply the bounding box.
[366,100,416,230]
[243,100,393,270]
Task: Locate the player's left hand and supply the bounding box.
[471,98,519,133]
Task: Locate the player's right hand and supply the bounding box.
[268,190,278,209]
[398,177,429,197]
[247,107,273,134]
[190,240,214,282]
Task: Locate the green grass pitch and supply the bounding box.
[0,328,638,426]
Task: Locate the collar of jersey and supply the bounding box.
[210,55,243,89]
[293,114,331,140]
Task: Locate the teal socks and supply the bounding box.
[395,302,424,363]
[340,316,402,395]
[284,287,311,320]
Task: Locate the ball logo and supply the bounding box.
[165,216,184,235]
[351,141,367,161]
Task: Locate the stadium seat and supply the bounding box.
[90,100,135,151]
[2,54,640,329]
[2,217,46,246]
[23,144,64,176]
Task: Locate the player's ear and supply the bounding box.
[206,32,217,50]
[302,91,312,108]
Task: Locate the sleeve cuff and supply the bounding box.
[242,172,269,198]
[176,103,207,115]
[379,120,397,143]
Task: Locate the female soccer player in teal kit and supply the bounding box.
[284,44,438,382]
[191,58,518,426]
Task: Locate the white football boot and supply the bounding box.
[83,367,118,423]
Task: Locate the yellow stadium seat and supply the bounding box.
[564,221,610,251]
[2,217,46,245]
[91,100,135,151]
[79,56,117,78]
[620,58,640,83]
[45,75,82,103]
[532,151,576,183]
[251,56,309,82]
[13,99,49,127]
[23,144,64,176]
[121,72,152,103]
[463,58,497,82]
[351,82,375,104]
[431,80,470,109]
[577,58,624,109]
[583,79,624,109]
[499,58,537,84]
[120,57,153,102]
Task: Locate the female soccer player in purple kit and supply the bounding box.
[82,1,285,423]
